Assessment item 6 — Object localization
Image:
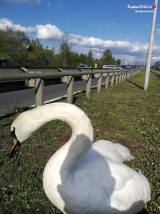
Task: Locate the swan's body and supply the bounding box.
[10,103,151,214]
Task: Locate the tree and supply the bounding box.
[101,49,116,65]
[27,39,55,66]
[116,59,121,65]
[59,42,72,67]
[70,52,81,67]
[0,28,122,67]
[87,50,94,66]
[43,48,55,66]
[0,28,30,65]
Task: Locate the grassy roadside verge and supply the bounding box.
[0,70,160,213]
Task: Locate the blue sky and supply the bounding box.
[0,0,160,65]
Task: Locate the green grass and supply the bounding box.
[0,71,160,213]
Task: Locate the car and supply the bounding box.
[122,65,131,69]
[0,58,15,66]
[102,65,117,70]
[77,64,92,69]
[130,65,139,69]
[116,66,123,70]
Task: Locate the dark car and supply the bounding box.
[0,58,15,66]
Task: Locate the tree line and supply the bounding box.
[0,28,121,67]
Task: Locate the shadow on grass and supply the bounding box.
[127,79,144,90]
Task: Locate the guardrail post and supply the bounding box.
[119,72,122,84]
[126,71,130,79]
[130,71,132,78]
[86,74,92,98]
[105,73,109,89]
[97,73,102,92]
[126,72,128,80]
[115,72,119,85]
[35,78,44,107]
[124,71,126,81]
[110,73,114,87]
[122,72,125,82]
[125,71,127,80]
[67,76,74,104]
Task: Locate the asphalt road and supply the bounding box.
[0,78,104,113]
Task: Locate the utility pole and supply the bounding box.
[144,0,158,91]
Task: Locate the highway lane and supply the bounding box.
[0,78,104,113]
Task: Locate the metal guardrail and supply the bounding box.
[0,66,140,106]
[151,69,160,76]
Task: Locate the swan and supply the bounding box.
[9,103,151,214]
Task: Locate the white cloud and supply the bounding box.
[0,18,36,33]
[0,18,63,39]
[67,34,160,64]
[36,24,64,40]
[66,34,131,50]
[0,17,160,64]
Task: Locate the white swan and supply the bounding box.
[9,103,151,214]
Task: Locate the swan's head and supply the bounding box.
[9,111,37,157]
[9,126,21,158]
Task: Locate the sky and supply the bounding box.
[0,0,160,65]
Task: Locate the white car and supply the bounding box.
[102,65,117,70]
[78,64,92,69]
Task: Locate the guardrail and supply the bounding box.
[0,67,140,107]
[151,69,160,76]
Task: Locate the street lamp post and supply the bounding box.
[144,0,158,91]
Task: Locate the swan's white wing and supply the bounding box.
[92,140,134,163]
[72,151,151,213]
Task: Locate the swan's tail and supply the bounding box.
[92,140,134,163]
[116,143,135,162]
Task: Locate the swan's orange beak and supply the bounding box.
[8,137,21,158]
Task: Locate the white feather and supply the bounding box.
[92,140,135,163]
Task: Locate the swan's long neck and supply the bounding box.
[13,103,93,172]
